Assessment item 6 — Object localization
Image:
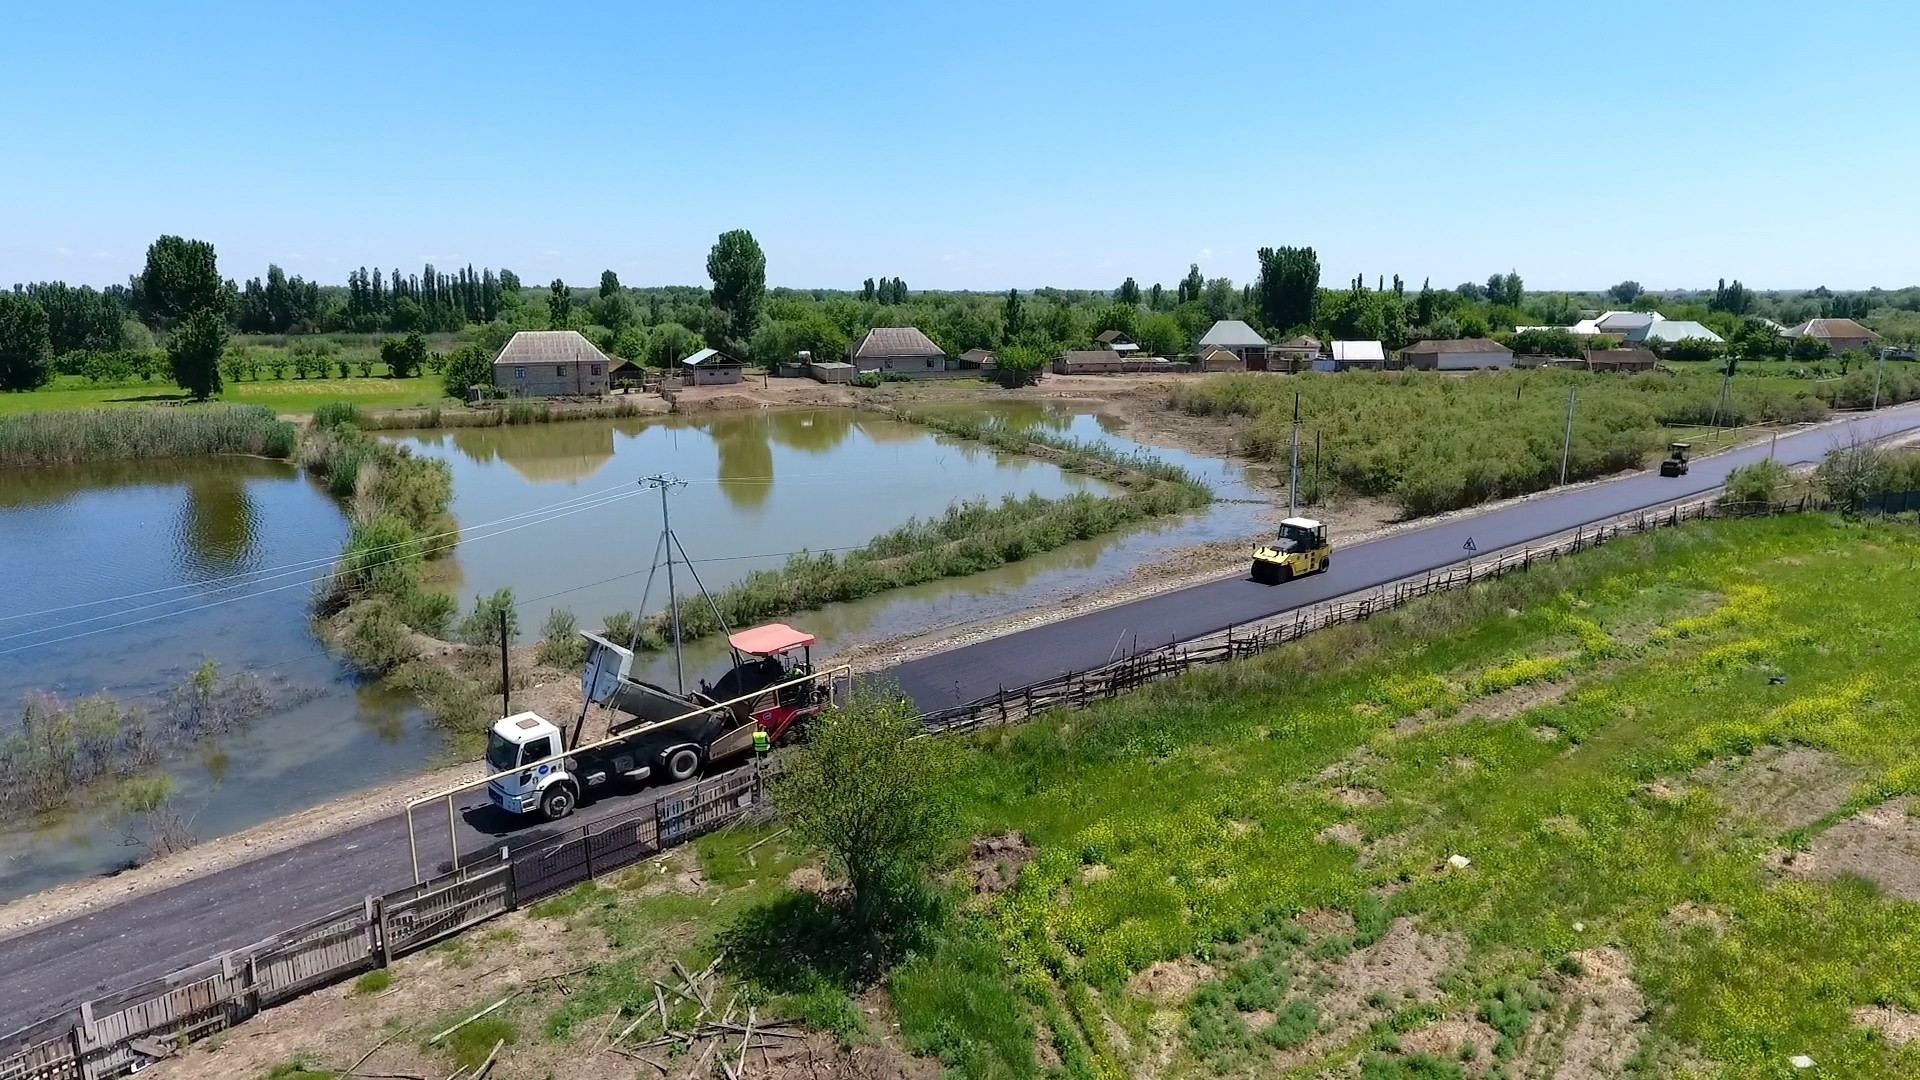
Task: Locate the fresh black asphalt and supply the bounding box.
[4,404,1919,1029]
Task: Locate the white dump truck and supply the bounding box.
[484,624,831,821]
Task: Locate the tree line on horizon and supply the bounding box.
[3,232,1916,396]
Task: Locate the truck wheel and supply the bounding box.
[1277,565,1293,583]
[665,747,702,783]
[1321,556,1332,573]
[1252,562,1273,585]
[540,784,576,821]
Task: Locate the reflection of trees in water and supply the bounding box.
[766,410,853,454]
[178,471,257,573]
[450,424,617,484]
[713,420,774,509]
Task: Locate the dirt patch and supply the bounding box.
[1294,907,1357,940]
[966,832,1034,896]
[1512,946,1648,1078]
[1663,900,1729,935]
[1128,958,1214,1004]
[1699,744,1864,832]
[1330,786,1385,808]
[1079,863,1112,883]
[1455,675,1578,725]
[1318,822,1364,848]
[1395,1013,1502,1067]
[1856,1004,1920,1046]
[785,867,837,897]
[1778,797,1920,900]
[1274,918,1464,1069]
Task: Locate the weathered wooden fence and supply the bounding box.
[917,494,1819,732]
[8,485,1915,1078]
[0,769,768,1079]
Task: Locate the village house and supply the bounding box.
[1783,317,1878,356]
[847,327,949,377]
[1400,338,1513,371]
[1093,330,1140,354]
[1268,335,1322,373]
[1625,320,1724,346]
[1196,320,1270,368]
[1589,310,1663,337]
[958,348,996,368]
[680,347,744,386]
[492,330,612,397]
[1053,350,1172,375]
[1196,345,1246,373]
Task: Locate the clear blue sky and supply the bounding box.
[2,1,1913,293]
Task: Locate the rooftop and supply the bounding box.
[851,326,944,359]
[1784,317,1877,340]
[1196,320,1269,349]
[1402,337,1512,354]
[493,330,614,366]
[1331,340,1386,362]
[680,347,742,367]
[1626,320,1724,344]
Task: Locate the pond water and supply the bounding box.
[0,402,1265,900]
[387,404,1268,692]
[0,458,437,901]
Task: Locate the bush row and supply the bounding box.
[0,404,296,468]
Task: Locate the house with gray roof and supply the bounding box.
[1625,320,1724,346]
[1590,311,1664,337]
[1196,320,1269,367]
[492,330,612,397]
[1401,338,1513,371]
[848,327,949,376]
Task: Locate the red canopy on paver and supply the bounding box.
[728,623,816,656]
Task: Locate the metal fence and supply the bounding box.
[0,769,767,1079]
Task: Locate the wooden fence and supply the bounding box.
[917,494,1799,733]
[7,486,1914,1078]
[0,768,768,1079]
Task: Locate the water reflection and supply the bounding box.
[712,419,774,510]
[178,471,257,573]
[447,423,620,484]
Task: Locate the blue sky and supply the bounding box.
[2,1,1913,293]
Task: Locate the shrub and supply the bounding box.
[536,608,586,668]
[311,400,364,430]
[442,344,493,400]
[1721,458,1791,507]
[0,405,296,467]
[456,588,519,647]
[851,372,882,389]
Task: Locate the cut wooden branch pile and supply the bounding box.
[588,951,806,1076]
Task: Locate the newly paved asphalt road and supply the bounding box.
[5,404,1919,1028]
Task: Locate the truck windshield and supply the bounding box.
[485,731,519,774]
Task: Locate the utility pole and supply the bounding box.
[1872,349,1886,410]
[1288,391,1301,517]
[1559,387,1577,487]
[498,608,510,718]
[1313,429,1322,506]
[643,474,691,693]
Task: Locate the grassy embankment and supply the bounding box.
[595,412,1215,651]
[235,513,1920,1080]
[1172,368,1920,516]
[0,371,451,418]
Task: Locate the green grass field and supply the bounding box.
[0,373,451,416]
[879,513,1920,1078]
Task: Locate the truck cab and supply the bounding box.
[1251,517,1331,584]
[485,712,579,819]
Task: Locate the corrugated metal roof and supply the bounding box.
[493,330,615,366]
[1626,320,1723,344]
[1094,329,1131,344]
[681,347,741,367]
[1196,320,1269,348]
[1784,318,1876,340]
[1331,340,1386,361]
[850,327,944,359]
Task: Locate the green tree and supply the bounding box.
[1254,246,1320,332]
[137,235,223,327]
[646,321,702,368]
[1710,277,1754,315]
[1609,280,1643,304]
[598,269,621,300]
[706,228,767,353]
[1091,303,1138,339]
[861,277,876,302]
[167,309,227,400]
[1116,277,1142,306]
[0,294,53,391]
[1001,289,1026,341]
[1149,282,1164,309]
[1136,312,1187,357]
[770,686,955,937]
[547,279,574,329]
[1179,263,1205,305]
[1789,334,1832,362]
[442,343,493,399]
[380,330,429,378]
[1414,278,1439,325]
[1202,278,1237,321]
[1484,270,1524,308]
